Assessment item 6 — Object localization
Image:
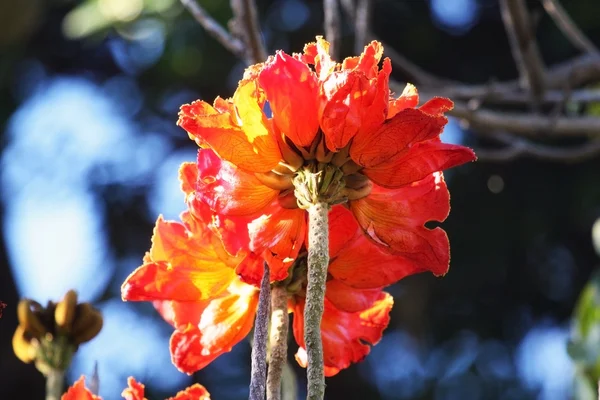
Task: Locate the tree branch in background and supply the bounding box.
[499,0,546,103]
[179,0,245,59]
[541,0,600,57]
[230,0,268,64]
[354,0,371,54]
[475,132,600,163]
[323,0,341,60]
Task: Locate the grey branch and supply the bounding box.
[354,0,371,55]
[179,0,245,59]
[499,0,546,103]
[324,0,341,60]
[230,0,268,64]
[476,132,600,163]
[541,0,600,57]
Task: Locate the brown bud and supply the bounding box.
[55,290,78,333]
[72,303,103,345]
[12,325,36,364]
[17,300,46,338]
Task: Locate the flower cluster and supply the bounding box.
[122,37,475,376]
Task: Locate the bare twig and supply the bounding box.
[179,0,245,58]
[476,132,600,162]
[499,0,546,102]
[541,0,600,57]
[249,264,271,400]
[230,0,268,64]
[354,0,371,54]
[324,0,341,60]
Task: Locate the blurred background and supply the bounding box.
[1,0,600,399]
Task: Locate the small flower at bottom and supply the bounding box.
[62,376,210,400]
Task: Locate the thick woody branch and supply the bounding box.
[499,0,546,102]
[179,0,245,58]
[476,132,600,163]
[450,100,600,137]
[541,0,600,57]
[249,264,271,400]
[324,0,341,60]
[230,0,268,64]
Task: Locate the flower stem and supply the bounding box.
[267,285,289,400]
[249,263,271,400]
[45,369,65,400]
[305,202,329,400]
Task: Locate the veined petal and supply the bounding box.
[350,174,451,275]
[154,300,208,328]
[167,384,211,400]
[248,205,307,282]
[350,108,448,168]
[364,141,477,188]
[259,52,320,147]
[302,37,336,80]
[325,280,383,313]
[121,377,146,400]
[196,149,278,216]
[62,376,101,400]
[388,83,419,119]
[170,282,258,374]
[179,162,198,197]
[293,292,393,376]
[178,94,280,173]
[329,232,429,288]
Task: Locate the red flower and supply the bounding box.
[62,376,210,400]
[121,164,393,376]
[178,37,476,286]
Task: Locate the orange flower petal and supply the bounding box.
[419,97,454,116]
[350,108,448,168]
[178,92,280,173]
[170,283,258,374]
[293,292,393,376]
[62,376,100,400]
[363,141,477,188]
[196,149,278,216]
[388,83,419,119]
[325,279,383,313]
[154,300,208,328]
[167,384,211,400]
[122,215,236,302]
[329,232,429,288]
[179,162,198,197]
[349,174,451,276]
[248,205,306,282]
[259,52,320,147]
[121,377,146,400]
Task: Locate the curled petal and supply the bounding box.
[196,149,278,216]
[154,300,208,328]
[179,162,198,197]
[259,52,320,147]
[350,174,451,276]
[302,36,336,79]
[350,108,448,168]
[293,292,393,376]
[62,376,101,400]
[329,232,429,288]
[388,83,419,119]
[419,97,454,116]
[122,216,236,302]
[325,280,383,313]
[364,141,477,188]
[121,377,146,400]
[170,283,258,374]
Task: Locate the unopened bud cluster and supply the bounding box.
[12,290,103,374]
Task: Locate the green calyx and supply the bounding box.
[293,162,346,209]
